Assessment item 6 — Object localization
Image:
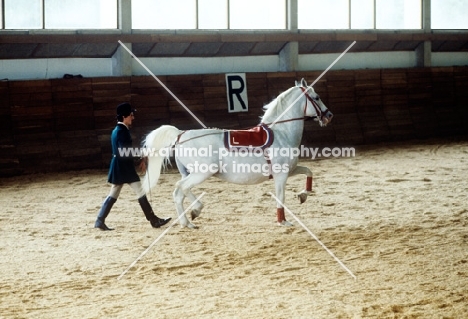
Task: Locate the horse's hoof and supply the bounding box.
[278,220,294,227]
[187,222,198,229]
[298,192,308,204]
[191,209,201,220]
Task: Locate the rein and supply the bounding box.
[262,116,305,127]
[176,131,224,145]
[264,86,324,127]
[175,86,327,144]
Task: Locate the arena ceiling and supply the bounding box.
[0,30,467,59]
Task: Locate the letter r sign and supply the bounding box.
[226,73,248,113]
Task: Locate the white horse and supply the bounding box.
[142,79,333,228]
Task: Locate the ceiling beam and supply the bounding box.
[0,30,467,44]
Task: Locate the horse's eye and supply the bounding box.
[315,96,320,101]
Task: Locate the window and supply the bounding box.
[2,0,116,29]
[432,0,468,29]
[229,0,286,29]
[298,0,422,30]
[1,0,466,31]
[351,0,374,29]
[4,0,43,29]
[375,0,421,29]
[198,0,228,29]
[298,0,349,29]
[132,0,197,29]
[132,0,286,30]
[45,0,117,29]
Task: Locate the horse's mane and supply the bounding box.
[261,86,296,123]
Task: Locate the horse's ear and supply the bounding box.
[295,80,300,87]
[301,78,308,87]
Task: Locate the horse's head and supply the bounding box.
[295,79,333,127]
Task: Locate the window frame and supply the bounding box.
[0,0,467,31]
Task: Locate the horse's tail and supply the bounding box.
[141,125,182,193]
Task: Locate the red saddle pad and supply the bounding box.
[224,124,274,150]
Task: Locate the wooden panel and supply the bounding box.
[302,121,336,146]
[381,69,407,88]
[237,113,262,128]
[453,67,468,126]
[430,68,460,135]
[246,73,268,112]
[3,67,468,175]
[356,85,382,111]
[11,104,54,135]
[267,72,297,100]
[14,131,60,172]
[409,104,437,138]
[205,110,240,129]
[8,80,51,94]
[57,130,102,170]
[357,111,390,143]
[432,68,455,105]
[329,112,363,145]
[355,69,382,115]
[407,68,435,137]
[170,110,205,130]
[0,81,21,176]
[53,77,94,132]
[202,74,224,87]
[130,76,169,128]
[92,77,132,113]
[383,104,414,140]
[91,78,130,131]
[355,69,380,83]
[326,70,355,115]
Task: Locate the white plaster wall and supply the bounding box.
[0,58,113,80]
[0,52,466,81]
[432,52,468,67]
[133,56,280,76]
[299,51,418,71]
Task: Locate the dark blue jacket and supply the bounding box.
[107,123,140,185]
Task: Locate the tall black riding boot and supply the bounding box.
[138,195,171,228]
[94,196,117,231]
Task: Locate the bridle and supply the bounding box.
[300,86,332,126]
[264,86,331,127]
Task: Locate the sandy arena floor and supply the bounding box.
[0,137,467,318]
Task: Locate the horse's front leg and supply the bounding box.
[290,165,313,204]
[274,174,293,226]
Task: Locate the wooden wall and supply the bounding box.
[1,66,467,176]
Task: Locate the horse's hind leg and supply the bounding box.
[174,158,204,221]
[173,157,203,220]
[188,191,204,220]
[173,172,211,228]
[290,165,313,204]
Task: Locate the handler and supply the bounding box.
[94,102,171,231]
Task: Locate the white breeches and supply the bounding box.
[108,181,146,199]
